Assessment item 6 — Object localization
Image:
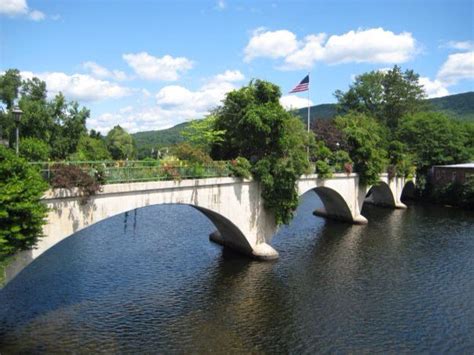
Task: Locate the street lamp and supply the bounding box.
[12,107,23,156]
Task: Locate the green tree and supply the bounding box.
[181,115,225,153]
[0,146,48,259]
[212,80,310,224]
[335,112,388,185]
[397,112,472,177]
[19,137,51,161]
[335,65,426,131]
[49,94,89,159]
[0,69,22,110]
[69,135,111,161]
[106,125,135,160]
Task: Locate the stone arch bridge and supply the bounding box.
[5,173,410,284]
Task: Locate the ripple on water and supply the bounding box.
[1,195,473,353]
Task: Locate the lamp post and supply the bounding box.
[12,107,23,156]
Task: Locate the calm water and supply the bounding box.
[1,193,473,353]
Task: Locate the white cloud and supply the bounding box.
[245,27,417,69]
[442,40,474,51]
[214,70,245,82]
[419,77,449,98]
[21,71,131,102]
[89,69,242,134]
[437,51,474,85]
[216,0,226,10]
[280,95,313,110]
[0,0,46,21]
[83,61,128,81]
[244,28,299,62]
[123,52,193,81]
[0,0,27,15]
[28,9,44,21]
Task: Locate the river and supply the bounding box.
[1,193,473,353]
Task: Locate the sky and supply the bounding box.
[1,0,473,133]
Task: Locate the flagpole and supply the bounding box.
[307,72,310,133]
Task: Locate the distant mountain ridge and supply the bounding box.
[132,91,474,157]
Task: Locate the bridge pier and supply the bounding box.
[312,209,368,224]
[209,231,279,260]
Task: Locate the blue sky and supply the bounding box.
[1,0,473,133]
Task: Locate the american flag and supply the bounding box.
[289,75,309,93]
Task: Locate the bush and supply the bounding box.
[172,143,212,164]
[330,150,352,173]
[0,146,48,259]
[315,160,333,178]
[50,164,101,204]
[19,137,50,161]
[228,157,252,179]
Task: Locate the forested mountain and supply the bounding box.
[132,91,474,156]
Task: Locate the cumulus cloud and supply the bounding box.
[89,69,242,134]
[245,27,417,69]
[0,0,46,21]
[419,77,449,98]
[214,70,245,82]
[280,95,313,110]
[122,52,193,81]
[244,28,299,62]
[437,51,474,85]
[21,71,131,102]
[83,61,128,81]
[442,40,474,51]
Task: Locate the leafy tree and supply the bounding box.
[49,94,89,159]
[397,112,472,177]
[20,137,51,161]
[0,69,22,110]
[106,125,135,160]
[69,135,111,161]
[171,142,212,164]
[335,112,388,185]
[335,65,426,131]
[212,80,310,224]
[18,77,53,142]
[311,118,350,152]
[181,115,225,153]
[0,146,48,259]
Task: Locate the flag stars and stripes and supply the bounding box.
[289,74,309,93]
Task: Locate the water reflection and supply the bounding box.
[1,194,473,353]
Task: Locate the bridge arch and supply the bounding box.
[303,186,354,223]
[364,181,396,208]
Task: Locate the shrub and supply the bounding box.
[315,160,333,179]
[0,146,48,259]
[19,137,50,161]
[228,157,252,179]
[50,164,101,204]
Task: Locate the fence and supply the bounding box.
[29,160,232,184]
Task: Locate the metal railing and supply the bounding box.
[29,160,232,184]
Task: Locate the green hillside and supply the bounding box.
[132,91,474,157]
[425,91,474,121]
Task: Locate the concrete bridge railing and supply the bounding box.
[4,173,410,285]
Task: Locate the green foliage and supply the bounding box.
[228,157,252,179]
[335,65,426,131]
[171,142,212,164]
[0,146,48,259]
[106,125,135,160]
[181,115,225,153]
[20,137,51,161]
[330,150,353,173]
[69,135,111,161]
[0,69,22,110]
[315,160,333,178]
[397,112,472,177]
[430,178,474,209]
[427,91,474,121]
[335,112,388,185]
[387,140,415,178]
[212,80,310,225]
